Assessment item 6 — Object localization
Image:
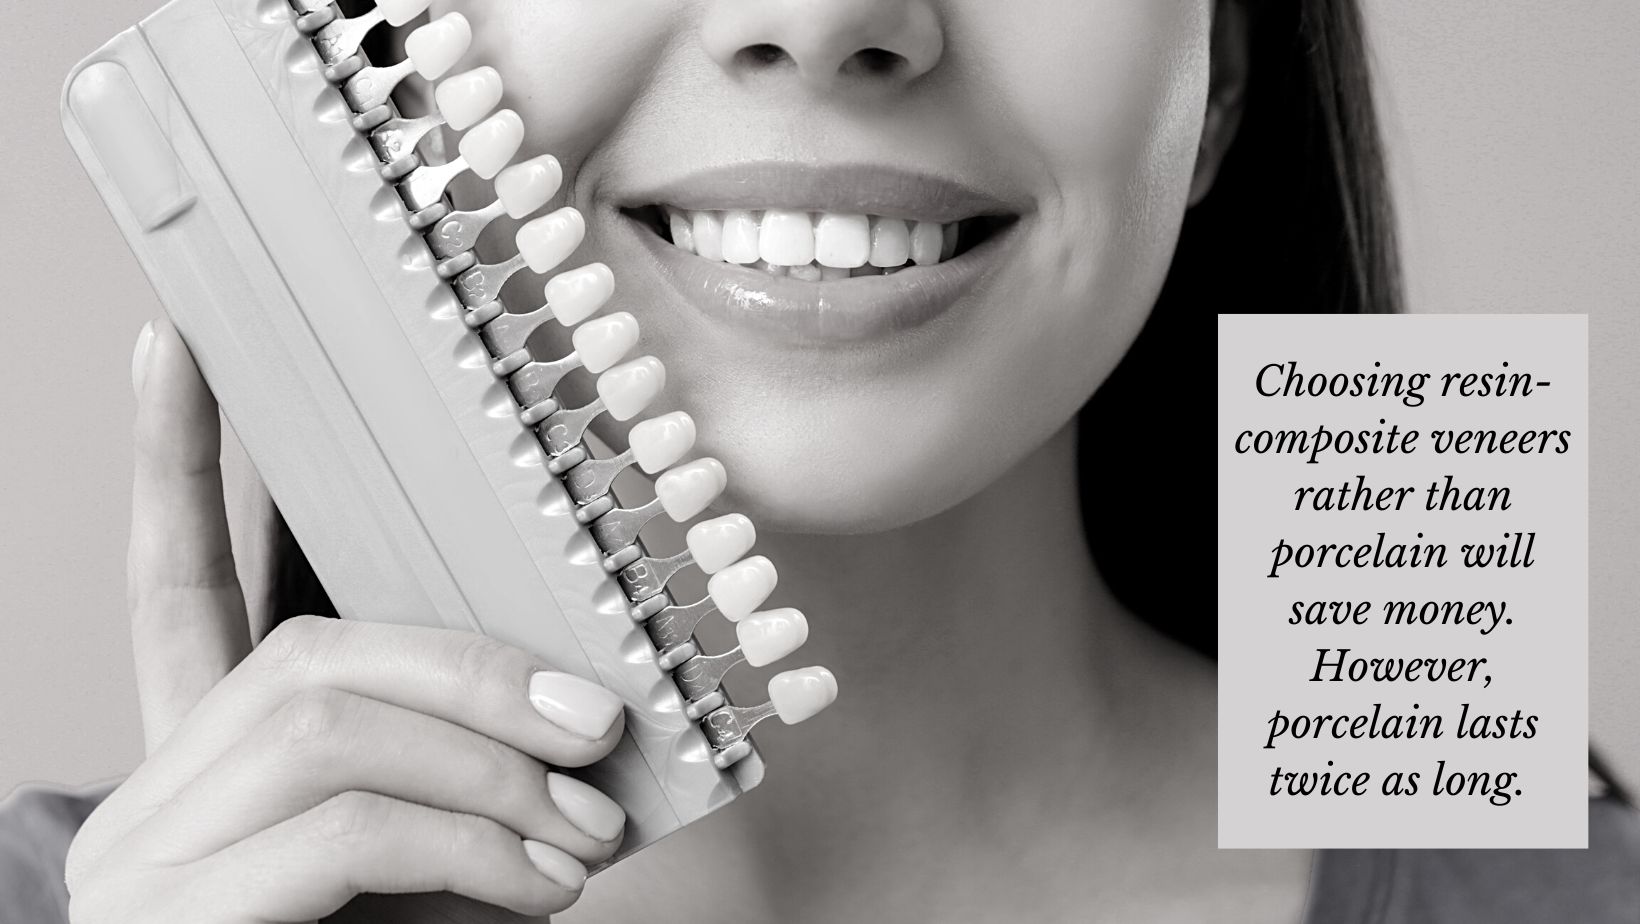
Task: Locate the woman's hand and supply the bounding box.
[65,320,628,922]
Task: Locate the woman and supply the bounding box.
[8,0,1636,920]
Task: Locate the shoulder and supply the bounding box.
[0,779,118,923]
[1308,797,1640,924]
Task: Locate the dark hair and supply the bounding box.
[1078,0,1403,658]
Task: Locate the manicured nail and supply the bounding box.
[522,839,587,891]
[528,671,623,740]
[547,772,626,843]
[131,320,156,395]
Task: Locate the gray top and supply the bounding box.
[3,781,1637,921]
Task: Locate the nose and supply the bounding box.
[702,0,944,90]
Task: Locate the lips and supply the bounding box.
[601,162,1026,344]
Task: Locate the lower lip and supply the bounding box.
[615,215,1013,345]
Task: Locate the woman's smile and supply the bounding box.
[604,161,1025,343]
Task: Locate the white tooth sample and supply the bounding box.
[545,263,614,325]
[759,210,815,266]
[767,666,838,724]
[494,155,561,219]
[403,12,470,79]
[685,513,755,574]
[819,266,849,281]
[707,555,776,621]
[787,264,821,282]
[721,211,760,264]
[737,608,809,668]
[457,109,523,180]
[517,207,586,274]
[596,356,665,421]
[941,222,959,260]
[375,0,431,26]
[434,66,503,131]
[909,220,944,265]
[691,211,724,262]
[814,213,870,268]
[666,209,696,253]
[628,411,696,474]
[655,458,726,522]
[571,312,639,374]
[869,218,911,268]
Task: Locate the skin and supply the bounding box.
[68,1,1317,920]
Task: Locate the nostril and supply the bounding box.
[736,43,791,69]
[848,47,907,77]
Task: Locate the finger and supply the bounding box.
[126,688,624,866]
[189,792,588,920]
[97,617,626,837]
[128,318,252,752]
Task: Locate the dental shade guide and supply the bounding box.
[63,0,835,867]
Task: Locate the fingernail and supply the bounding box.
[528,670,623,740]
[131,321,156,395]
[522,839,587,891]
[547,772,626,843]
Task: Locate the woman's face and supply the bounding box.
[444,0,1217,533]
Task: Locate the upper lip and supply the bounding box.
[609,160,1029,224]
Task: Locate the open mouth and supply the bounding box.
[621,205,1016,280]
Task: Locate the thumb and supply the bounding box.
[128,318,252,754]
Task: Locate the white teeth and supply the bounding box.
[516,207,585,275]
[595,355,665,421]
[661,209,962,275]
[691,211,724,261]
[868,218,911,267]
[545,263,613,326]
[375,0,431,27]
[655,458,727,522]
[814,213,870,268]
[708,555,776,621]
[685,513,756,574]
[758,209,815,266]
[628,411,696,474]
[737,608,809,668]
[667,209,695,254]
[403,12,470,79]
[570,311,639,374]
[721,210,760,264]
[434,66,502,132]
[494,155,561,219]
[457,109,522,180]
[909,220,944,265]
[767,666,838,725]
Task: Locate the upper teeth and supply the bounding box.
[662,207,958,274]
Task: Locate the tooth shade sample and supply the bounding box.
[403,12,470,79]
[691,212,724,261]
[434,66,503,131]
[814,213,870,268]
[708,555,776,621]
[495,155,561,219]
[376,0,431,26]
[721,211,760,264]
[545,263,614,325]
[909,220,944,265]
[737,608,809,668]
[571,312,639,374]
[655,458,726,522]
[868,218,911,267]
[768,666,838,724]
[457,109,523,180]
[628,411,696,474]
[517,207,586,274]
[759,209,815,266]
[667,210,695,253]
[686,513,756,574]
[596,356,665,421]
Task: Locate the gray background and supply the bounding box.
[2,1,1636,794]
